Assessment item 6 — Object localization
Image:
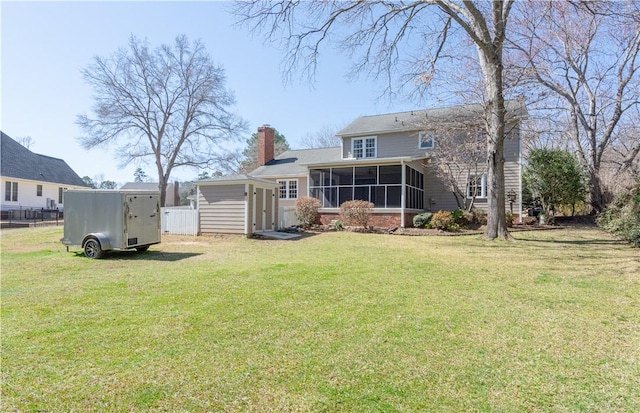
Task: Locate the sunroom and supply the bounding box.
[304,157,427,228]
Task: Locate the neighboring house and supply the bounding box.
[250,101,527,228]
[1,132,88,215]
[120,182,180,206]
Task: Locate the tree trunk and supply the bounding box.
[158,169,168,207]
[481,55,509,240]
[588,169,606,214]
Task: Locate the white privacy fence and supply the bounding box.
[279,206,300,229]
[161,207,199,236]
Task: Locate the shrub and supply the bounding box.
[452,209,473,228]
[597,182,640,247]
[413,212,433,228]
[523,216,537,225]
[294,197,321,228]
[431,210,459,231]
[330,220,344,231]
[472,209,488,226]
[340,200,374,228]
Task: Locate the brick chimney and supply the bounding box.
[257,125,275,166]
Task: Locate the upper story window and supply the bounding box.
[5,181,18,202]
[352,137,376,159]
[37,185,43,197]
[277,179,298,199]
[419,131,435,149]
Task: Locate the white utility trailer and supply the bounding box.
[61,190,161,258]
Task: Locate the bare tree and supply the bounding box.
[235,1,515,239]
[16,136,35,149]
[77,35,246,206]
[509,1,640,213]
[299,124,343,149]
[427,126,486,210]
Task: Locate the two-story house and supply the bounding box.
[250,101,527,228]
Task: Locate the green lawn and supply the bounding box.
[1,226,639,412]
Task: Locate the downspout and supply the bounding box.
[401,160,406,228]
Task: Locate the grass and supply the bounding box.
[1,226,639,412]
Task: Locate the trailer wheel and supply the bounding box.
[84,238,104,259]
[136,246,150,252]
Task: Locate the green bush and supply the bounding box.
[413,212,433,228]
[431,210,459,231]
[330,220,344,231]
[597,182,640,247]
[340,200,374,228]
[294,197,322,228]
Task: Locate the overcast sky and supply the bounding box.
[1,1,436,185]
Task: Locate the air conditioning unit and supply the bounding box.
[46,198,56,209]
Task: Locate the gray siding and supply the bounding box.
[422,160,521,214]
[379,131,427,158]
[423,168,460,212]
[341,125,520,163]
[342,132,427,159]
[504,124,520,163]
[504,161,521,212]
[199,184,246,234]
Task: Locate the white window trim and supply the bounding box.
[351,136,377,159]
[5,181,18,202]
[277,179,299,199]
[467,174,487,199]
[419,131,435,149]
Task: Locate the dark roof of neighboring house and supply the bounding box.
[251,147,342,177]
[337,100,528,137]
[1,131,88,187]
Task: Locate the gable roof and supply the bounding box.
[337,100,528,138]
[250,147,342,177]
[1,131,88,187]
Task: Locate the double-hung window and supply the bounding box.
[5,181,18,202]
[352,137,376,159]
[467,174,487,198]
[277,179,298,199]
[37,185,43,197]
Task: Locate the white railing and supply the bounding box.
[161,207,199,236]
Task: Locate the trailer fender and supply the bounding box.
[82,233,112,251]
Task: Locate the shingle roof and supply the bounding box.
[250,147,342,177]
[1,131,88,187]
[337,100,528,137]
[197,174,281,187]
[120,182,160,190]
